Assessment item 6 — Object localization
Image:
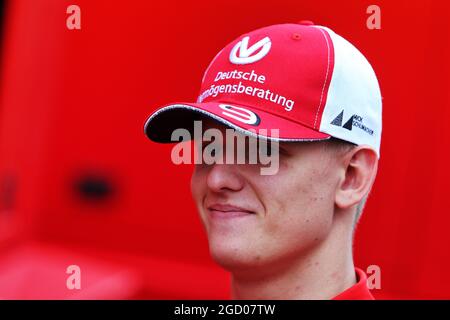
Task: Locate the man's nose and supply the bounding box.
[206,164,245,193]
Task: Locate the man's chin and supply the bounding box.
[209,243,264,272]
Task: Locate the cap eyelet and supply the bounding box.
[292,33,301,40]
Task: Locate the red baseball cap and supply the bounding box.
[144,22,382,156]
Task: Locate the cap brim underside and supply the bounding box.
[144,102,331,143]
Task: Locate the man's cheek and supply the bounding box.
[262,200,290,238]
[190,182,204,219]
[190,170,206,198]
[263,190,323,239]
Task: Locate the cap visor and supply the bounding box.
[144,101,330,143]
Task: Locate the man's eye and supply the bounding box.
[257,142,284,158]
[256,143,272,162]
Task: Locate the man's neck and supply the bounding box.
[230,224,356,300]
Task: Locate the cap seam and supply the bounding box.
[314,27,332,129]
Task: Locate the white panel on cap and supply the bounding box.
[314,26,382,157]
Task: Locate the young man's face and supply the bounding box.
[190,120,342,276]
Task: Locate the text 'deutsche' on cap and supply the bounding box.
[144,22,382,157]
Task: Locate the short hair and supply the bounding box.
[354,194,368,225]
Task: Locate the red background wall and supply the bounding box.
[0,0,449,299]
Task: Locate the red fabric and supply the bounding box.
[333,268,374,300]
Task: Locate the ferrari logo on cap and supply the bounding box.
[229,36,271,65]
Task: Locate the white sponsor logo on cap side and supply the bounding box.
[219,104,260,126]
[229,36,271,65]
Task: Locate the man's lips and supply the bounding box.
[207,203,256,218]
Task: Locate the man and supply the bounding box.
[144,21,382,300]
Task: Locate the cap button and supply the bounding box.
[297,20,314,26]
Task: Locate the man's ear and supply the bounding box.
[335,146,378,209]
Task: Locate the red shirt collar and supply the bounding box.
[332,267,374,300]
